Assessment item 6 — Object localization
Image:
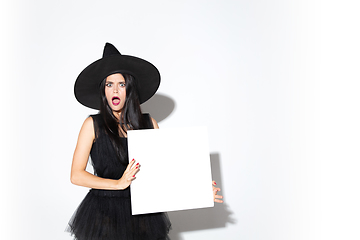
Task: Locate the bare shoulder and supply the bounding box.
[72,117,95,176]
[78,116,95,141]
[82,116,94,130]
[83,116,94,126]
[151,117,159,129]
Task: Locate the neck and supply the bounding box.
[113,110,122,120]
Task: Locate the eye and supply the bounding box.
[105,83,112,87]
[120,82,126,87]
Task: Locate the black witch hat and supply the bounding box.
[74,43,160,110]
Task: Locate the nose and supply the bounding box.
[113,85,119,93]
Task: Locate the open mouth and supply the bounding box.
[112,96,120,106]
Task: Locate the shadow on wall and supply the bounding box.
[168,153,236,240]
[141,96,235,238]
[141,93,175,122]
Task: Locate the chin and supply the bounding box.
[111,106,123,113]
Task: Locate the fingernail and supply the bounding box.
[132,158,135,161]
[136,167,138,169]
[133,175,135,177]
[136,163,139,165]
[214,182,217,185]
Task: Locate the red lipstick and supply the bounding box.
[112,96,120,106]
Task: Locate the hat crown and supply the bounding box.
[103,42,121,58]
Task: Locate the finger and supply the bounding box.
[213,187,221,192]
[127,171,138,181]
[130,163,140,174]
[214,194,223,199]
[214,194,223,203]
[125,159,136,172]
[127,175,136,181]
[128,165,140,179]
[130,173,136,181]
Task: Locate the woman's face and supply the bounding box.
[105,73,126,113]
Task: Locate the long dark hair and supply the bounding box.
[99,73,145,165]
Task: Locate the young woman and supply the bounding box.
[67,43,223,240]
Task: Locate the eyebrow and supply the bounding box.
[105,81,126,85]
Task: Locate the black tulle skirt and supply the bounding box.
[67,189,171,240]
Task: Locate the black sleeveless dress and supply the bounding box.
[67,114,171,240]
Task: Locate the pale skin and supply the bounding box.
[71,73,223,202]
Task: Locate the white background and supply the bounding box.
[1,0,360,239]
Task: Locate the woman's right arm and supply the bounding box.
[70,117,139,190]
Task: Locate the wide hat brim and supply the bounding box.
[74,44,160,110]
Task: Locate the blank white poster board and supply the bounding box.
[127,127,214,215]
